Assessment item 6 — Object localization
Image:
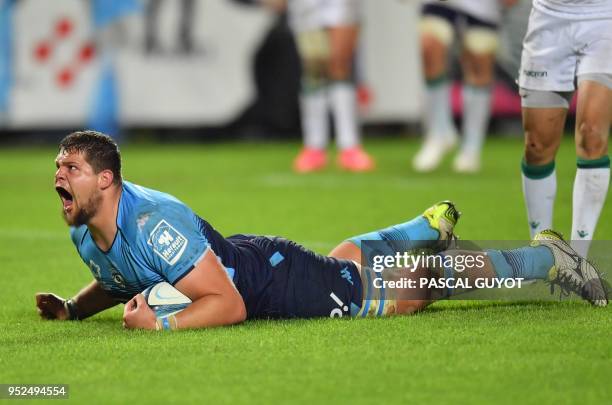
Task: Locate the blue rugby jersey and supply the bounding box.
[70,181,226,302]
[69,181,362,319]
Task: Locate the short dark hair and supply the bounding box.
[59,130,122,185]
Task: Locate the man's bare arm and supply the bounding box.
[172,249,247,328]
[36,280,117,320]
[123,248,246,330]
[71,280,118,319]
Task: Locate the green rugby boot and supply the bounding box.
[422,200,461,248]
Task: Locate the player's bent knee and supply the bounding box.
[328,241,362,264]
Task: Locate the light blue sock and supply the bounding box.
[486,246,554,280]
[348,216,439,251]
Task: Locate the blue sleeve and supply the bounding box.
[137,204,210,285]
[70,226,86,248]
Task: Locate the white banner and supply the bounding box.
[9,0,272,128]
[361,0,423,122]
[4,0,424,129]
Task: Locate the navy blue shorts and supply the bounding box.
[422,3,498,30]
[227,235,363,319]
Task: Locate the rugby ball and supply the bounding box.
[141,282,192,318]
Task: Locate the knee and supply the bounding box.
[421,36,447,78]
[524,130,558,164]
[328,241,361,263]
[577,121,608,158]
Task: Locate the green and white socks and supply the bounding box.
[522,159,556,238]
[522,156,610,257]
[571,156,610,257]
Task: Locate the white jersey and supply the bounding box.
[423,0,503,24]
[288,0,361,33]
[533,0,612,19]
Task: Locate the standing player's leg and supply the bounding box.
[413,6,457,172]
[518,7,576,238]
[521,105,567,237]
[570,77,612,257]
[454,24,497,173]
[327,24,374,172]
[293,29,331,173]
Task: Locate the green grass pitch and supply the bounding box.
[0,136,610,404]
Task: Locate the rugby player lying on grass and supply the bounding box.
[36,131,608,330]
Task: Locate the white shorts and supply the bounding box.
[288,0,361,33]
[519,7,612,92]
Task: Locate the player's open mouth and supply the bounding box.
[56,186,74,211]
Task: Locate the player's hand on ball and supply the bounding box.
[123,294,156,330]
[35,293,69,320]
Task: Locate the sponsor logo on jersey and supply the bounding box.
[137,213,151,231]
[89,260,101,279]
[523,69,547,78]
[340,267,353,285]
[110,267,126,288]
[147,220,189,265]
[577,230,589,238]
